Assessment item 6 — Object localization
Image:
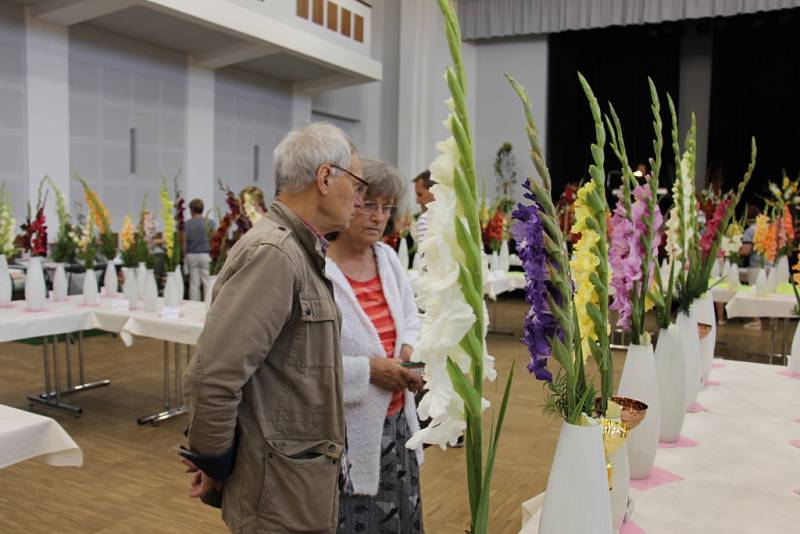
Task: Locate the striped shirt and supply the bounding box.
[345,274,404,416]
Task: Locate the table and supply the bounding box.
[0,404,82,469]
[520,359,800,533]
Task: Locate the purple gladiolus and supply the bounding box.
[511,182,562,382]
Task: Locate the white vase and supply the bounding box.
[538,421,612,534]
[766,267,778,293]
[143,269,158,312]
[163,272,179,307]
[0,254,11,306]
[677,310,701,409]
[122,268,138,307]
[721,260,731,278]
[710,259,721,279]
[173,267,184,302]
[204,274,218,308]
[499,240,510,272]
[610,444,630,533]
[136,262,148,300]
[755,268,768,295]
[776,255,790,285]
[617,343,661,479]
[491,251,500,272]
[103,262,118,297]
[727,264,740,291]
[25,256,47,311]
[82,269,98,306]
[789,322,800,373]
[655,324,687,442]
[691,295,717,385]
[398,239,409,270]
[52,263,68,301]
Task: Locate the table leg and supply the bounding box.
[37,331,110,399]
[28,336,82,414]
[137,341,187,426]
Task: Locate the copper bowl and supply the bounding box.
[610,396,648,430]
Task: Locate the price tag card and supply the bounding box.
[112,299,130,312]
[161,306,180,319]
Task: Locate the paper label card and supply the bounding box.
[112,299,130,312]
[161,306,180,319]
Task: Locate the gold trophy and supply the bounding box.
[598,396,648,490]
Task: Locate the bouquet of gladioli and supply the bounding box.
[507,72,614,421]
[74,175,116,261]
[136,197,156,269]
[46,176,77,263]
[160,177,180,271]
[71,213,97,269]
[0,185,17,257]
[19,178,48,257]
[119,215,138,267]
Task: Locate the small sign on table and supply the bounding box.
[161,306,180,319]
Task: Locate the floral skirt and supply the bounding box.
[338,412,423,533]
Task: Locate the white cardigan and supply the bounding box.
[326,242,424,496]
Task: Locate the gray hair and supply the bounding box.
[273,122,355,194]
[362,158,406,205]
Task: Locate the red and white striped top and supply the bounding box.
[345,274,404,416]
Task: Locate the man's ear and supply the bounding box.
[315,164,332,195]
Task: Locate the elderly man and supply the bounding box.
[181,122,366,533]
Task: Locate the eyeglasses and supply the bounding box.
[330,164,369,196]
[357,201,396,216]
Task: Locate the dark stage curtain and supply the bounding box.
[546,23,681,201]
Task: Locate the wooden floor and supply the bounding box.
[0,295,783,533]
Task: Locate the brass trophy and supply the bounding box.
[598,396,648,490]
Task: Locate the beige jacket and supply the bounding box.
[184,201,345,534]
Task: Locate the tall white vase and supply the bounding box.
[755,268,768,295]
[789,322,800,373]
[617,343,661,479]
[122,268,138,307]
[82,269,99,306]
[163,272,179,307]
[52,263,68,301]
[398,239,409,270]
[610,444,630,533]
[727,264,740,290]
[0,254,12,306]
[710,259,721,279]
[143,269,158,312]
[776,255,790,285]
[104,262,118,297]
[677,310,701,409]
[766,267,778,293]
[173,267,184,302]
[490,251,500,272]
[499,240,510,272]
[655,325,687,442]
[136,262,148,300]
[25,256,47,311]
[722,260,731,278]
[204,274,218,308]
[691,295,717,384]
[538,421,612,534]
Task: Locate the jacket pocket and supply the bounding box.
[291,298,338,369]
[257,439,342,532]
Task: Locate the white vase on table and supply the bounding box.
[122,268,138,308]
[398,239,409,270]
[617,342,660,479]
[52,262,68,301]
[103,262,118,297]
[710,259,721,279]
[143,269,158,312]
[82,268,99,306]
[163,272,179,308]
[204,274,218,308]
[766,267,778,293]
[173,266,184,302]
[721,259,731,278]
[677,310,701,409]
[776,255,790,285]
[25,256,47,312]
[538,420,612,534]
[136,262,147,300]
[755,268,768,295]
[610,443,630,533]
[655,324,687,441]
[0,254,12,306]
[691,294,717,385]
[499,240,510,272]
[727,264,740,291]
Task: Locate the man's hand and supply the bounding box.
[181,457,222,498]
[370,357,424,393]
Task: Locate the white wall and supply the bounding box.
[475,35,548,204]
[0,3,28,223]
[678,21,712,188]
[69,25,187,223]
[214,67,292,208]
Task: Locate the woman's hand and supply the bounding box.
[369,357,424,393]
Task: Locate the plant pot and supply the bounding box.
[538,421,612,534]
[617,343,660,479]
[83,269,98,306]
[691,295,717,385]
[104,262,118,297]
[655,325,687,442]
[25,257,47,311]
[676,311,701,409]
[52,262,68,301]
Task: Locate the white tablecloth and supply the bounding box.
[520,359,800,533]
[725,289,796,319]
[0,404,82,469]
[0,299,91,343]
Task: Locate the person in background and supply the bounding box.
[183,199,216,301]
[410,170,435,244]
[326,157,425,533]
[239,185,268,226]
[181,122,366,534]
[739,204,764,329]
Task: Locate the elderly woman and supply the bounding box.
[326,158,425,533]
